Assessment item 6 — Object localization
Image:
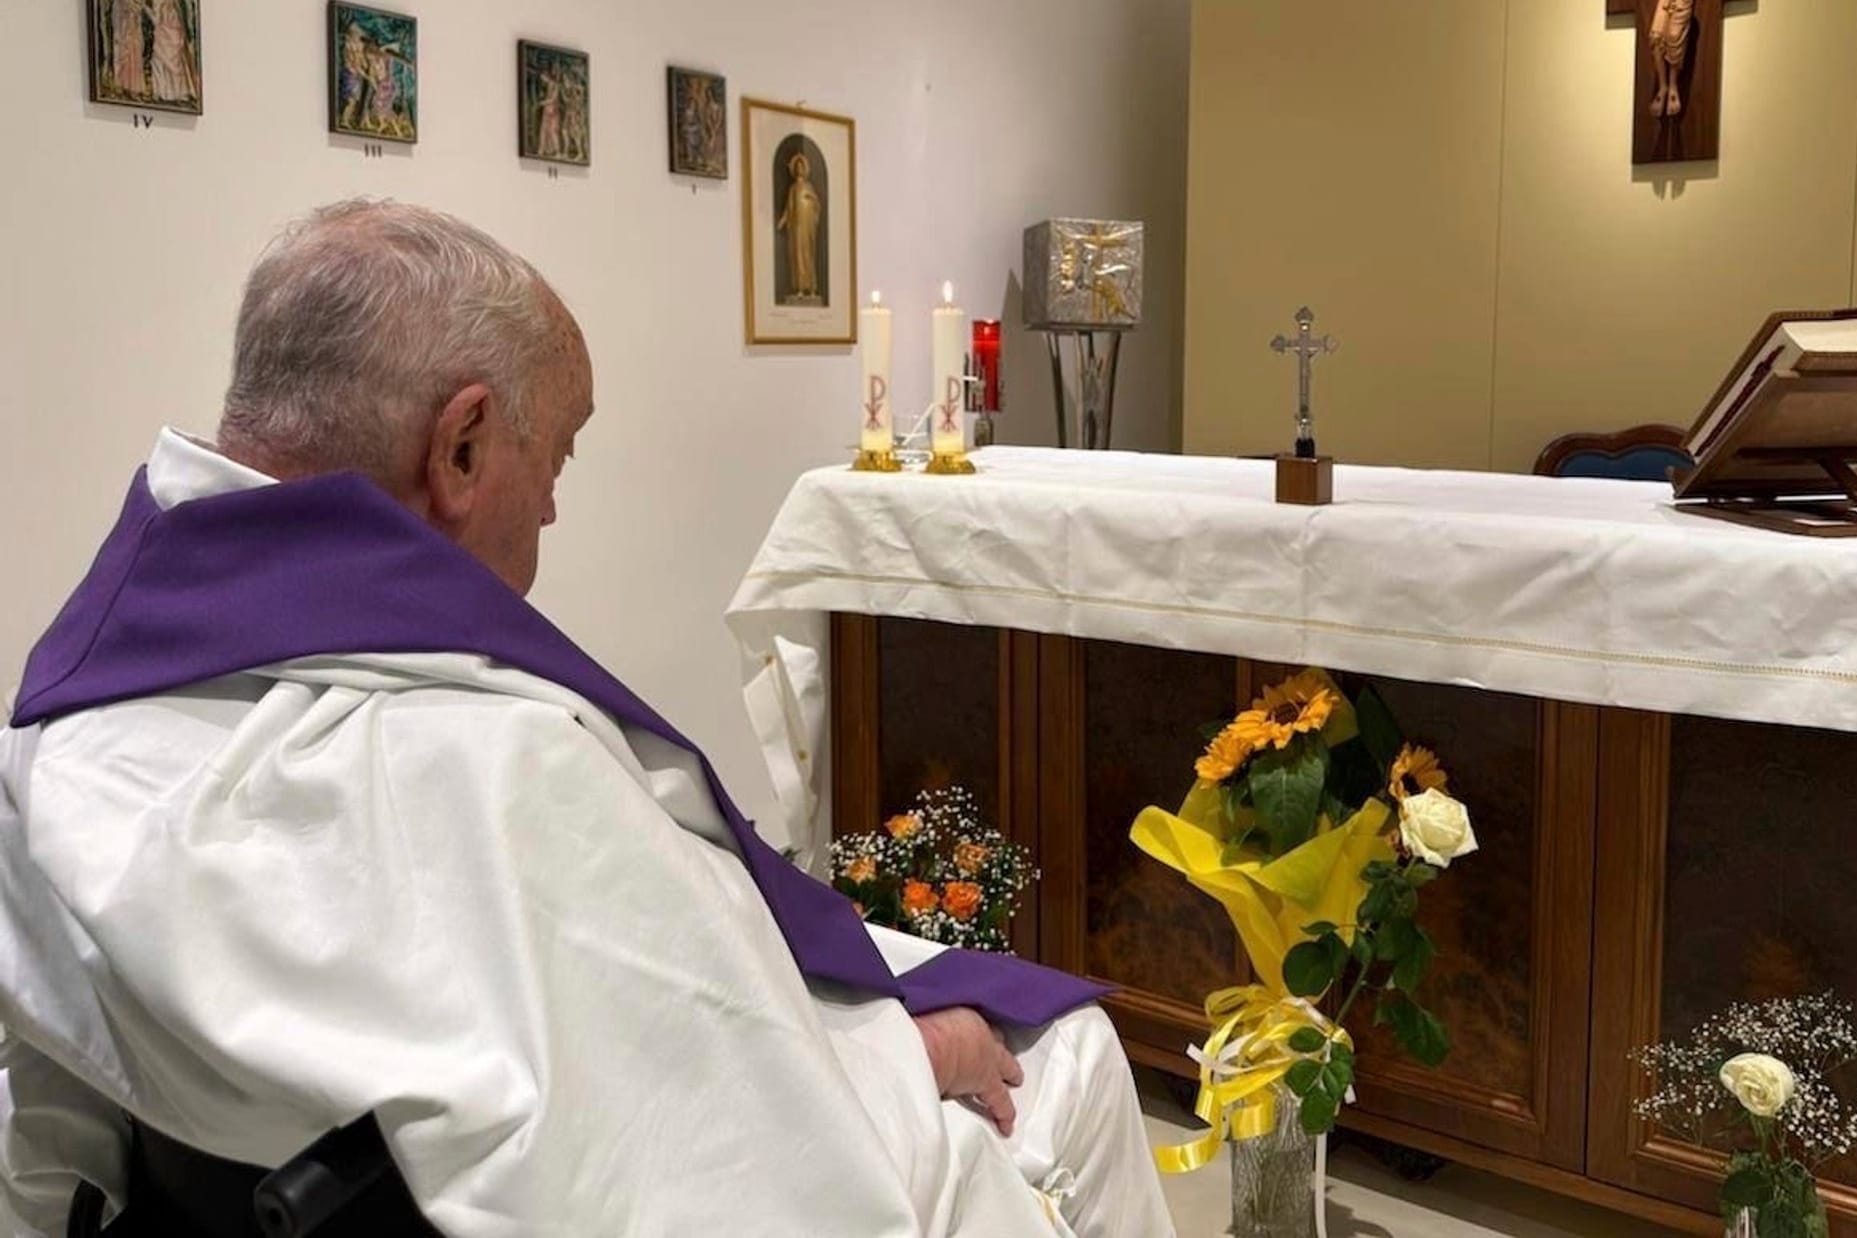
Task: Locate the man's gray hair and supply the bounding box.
[220,199,559,479]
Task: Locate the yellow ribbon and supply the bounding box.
[1153,985,1353,1174]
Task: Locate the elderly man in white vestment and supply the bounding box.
[0,200,1175,1236]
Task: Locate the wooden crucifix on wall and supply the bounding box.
[1608,0,1724,164]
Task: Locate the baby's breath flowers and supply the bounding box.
[1634,992,1857,1233]
[830,786,1039,953]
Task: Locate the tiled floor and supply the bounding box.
[1139,1072,1691,1238]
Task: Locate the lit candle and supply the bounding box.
[859,291,893,454]
[931,281,966,458]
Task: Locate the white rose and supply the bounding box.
[1719,1053,1795,1118]
[1397,789,1478,868]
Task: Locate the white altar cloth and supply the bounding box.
[726,448,1857,864]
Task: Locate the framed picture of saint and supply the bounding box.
[88,0,203,115]
[667,67,726,179]
[518,41,590,166]
[741,98,856,346]
[327,2,417,144]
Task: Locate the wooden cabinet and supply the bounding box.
[831,615,1857,1235]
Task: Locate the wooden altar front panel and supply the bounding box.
[1589,710,1857,1237]
[832,618,1596,1167]
[829,614,1857,1233]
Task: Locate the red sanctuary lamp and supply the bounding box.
[968,319,1003,446]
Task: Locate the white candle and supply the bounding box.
[859,291,893,453]
[931,280,966,457]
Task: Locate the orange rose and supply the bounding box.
[844,855,878,884]
[942,881,983,922]
[902,879,940,916]
[953,841,992,875]
[886,813,923,840]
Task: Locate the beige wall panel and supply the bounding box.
[1184,1,1506,469]
[1488,0,1857,471]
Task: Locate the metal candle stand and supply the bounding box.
[1041,329,1125,451]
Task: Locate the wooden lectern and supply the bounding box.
[1674,309,1857,535]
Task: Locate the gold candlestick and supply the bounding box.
[851,446,903,472]
[924,449,976,475]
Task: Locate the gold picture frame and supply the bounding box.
[741,97,857,346]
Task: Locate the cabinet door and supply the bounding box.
[830,615,1041,950]
[1035,635,1247,1072]
[1333,677,1598,1171]
[1589,710,1857,1234]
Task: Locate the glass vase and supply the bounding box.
[1724,1207,1756,1238]
[1229,1085,1319,1238]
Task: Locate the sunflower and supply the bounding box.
[1388,744,1448,802]
[1230,672,1338,751]
[1195,723,1254,783]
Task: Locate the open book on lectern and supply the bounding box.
[1673,308,1857,535]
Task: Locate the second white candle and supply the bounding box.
[931,281,966,457]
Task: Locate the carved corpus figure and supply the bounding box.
[1648,0,1695,118]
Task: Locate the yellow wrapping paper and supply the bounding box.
[1131,795,1394,992]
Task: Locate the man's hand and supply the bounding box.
[912,1006,1024,1137]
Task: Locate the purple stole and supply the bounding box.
[11,470,1108,1027]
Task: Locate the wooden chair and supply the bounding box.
[1533,424,1692,481]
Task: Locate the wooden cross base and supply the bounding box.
[1275,454,1334,506]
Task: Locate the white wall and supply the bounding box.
[0,0,1188,832]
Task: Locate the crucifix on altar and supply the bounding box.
[1609,0,1725,164]
[1269,305,1337,507]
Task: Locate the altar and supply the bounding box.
[726,448,1857,1235]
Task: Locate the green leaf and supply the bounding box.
[1354,685,1406,773]
[1283,940,1336,998]
[1288,1027,1328,1055]
[1326,1054,1355,1097]
[1248,736,1329,853]
[1382,993,1451,1067]
[1758,1202,1808,1238]
[1328,740,1385,810]
[1298,1090,1339,1136]
[1329,1041,1355,1069]
[1375,914,1417,962]
[1362,860,1399,882]
[1350,931,1374,967]
[1285,1059,1323,1096]
[1359,878,1398,925]
[1394,926,1437,995]
[1722,1167,1768,1208]
[1407,864,1440,888]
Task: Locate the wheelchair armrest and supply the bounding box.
[252,1113,395,1238]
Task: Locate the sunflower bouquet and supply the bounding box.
[830,786,1037,954]
[1132,667,1479,1145]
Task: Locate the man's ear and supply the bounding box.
[425,383,495,527]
